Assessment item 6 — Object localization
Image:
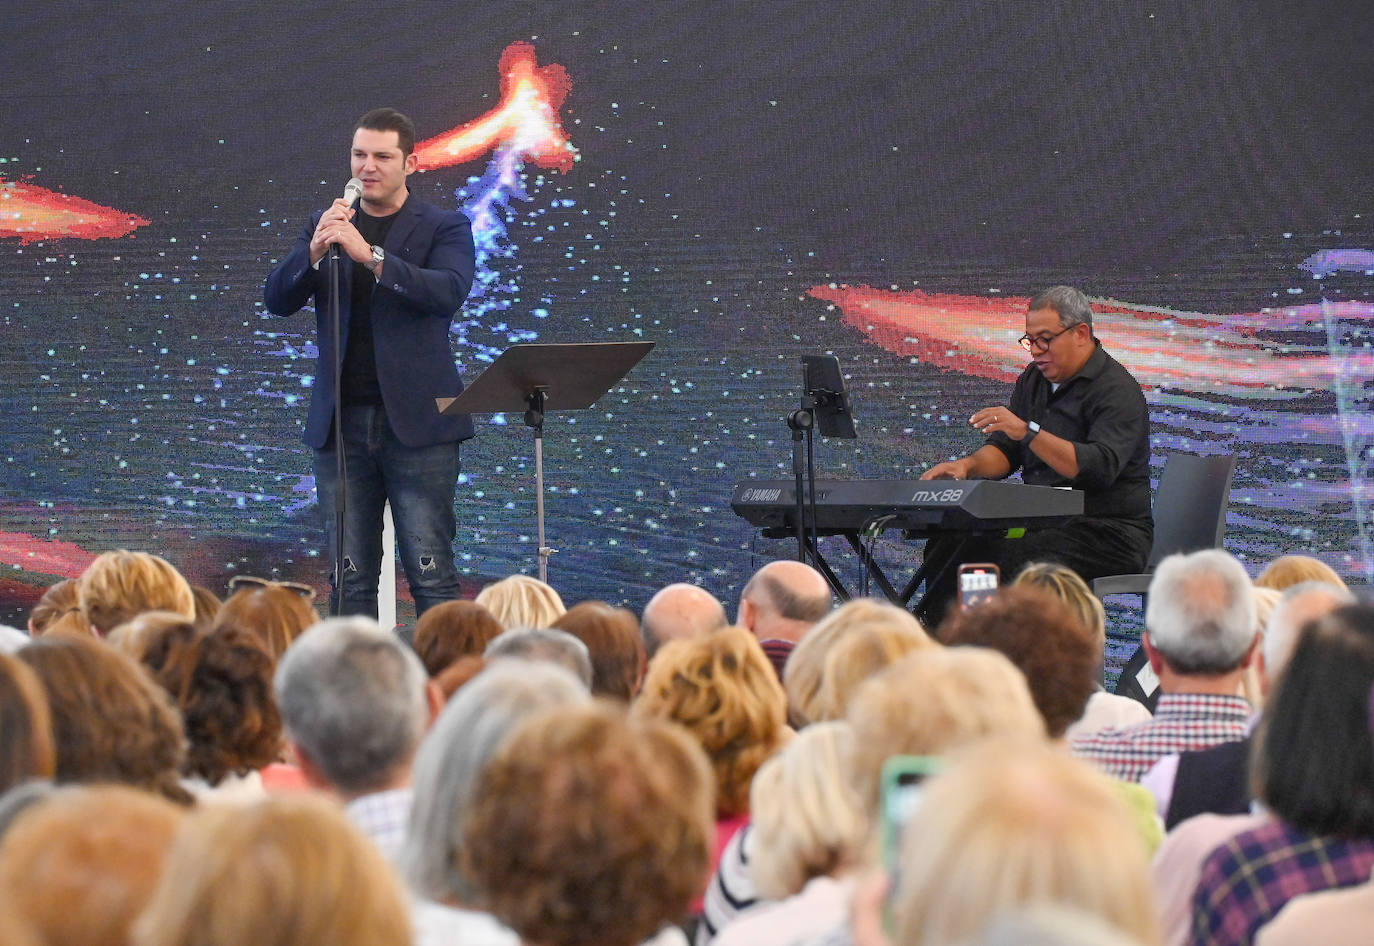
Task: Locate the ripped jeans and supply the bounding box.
[313,404,462,619]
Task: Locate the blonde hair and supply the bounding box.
[1254,554,1347,592]
[1013,561,1107,643]
[133,795,411,946]
[847,647,1046,814]
[748,720,867,900]
[79,550,195,636]
[810,621,932,722]
[892,741,1161,946]
[1240,586,1283,707]
[785,599,929,726]
[635,625,788,817]
[28,579,81,636]
[475,574,566,630]
[0,785,185,946]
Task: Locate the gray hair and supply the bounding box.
[1263,580,1356,678]
[1145,549,1257,674]
[483,627,593,688]
[1028,285,1094,332]
[273,617,429,794]
[399,659,590,901]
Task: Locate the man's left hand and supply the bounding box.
[969,406,1029,441]
[316,216,373,266]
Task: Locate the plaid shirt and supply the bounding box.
[1189,819,1374,946]
[1070,692,1251,782]
[345,786,413,864]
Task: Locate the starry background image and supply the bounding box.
[2,1,1372,634]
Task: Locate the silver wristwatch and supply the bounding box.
[366,244,385,274]
[1022,420,1041,445]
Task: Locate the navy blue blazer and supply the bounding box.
[263,193,477,449]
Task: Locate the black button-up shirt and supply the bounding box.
[987,342,1152,522]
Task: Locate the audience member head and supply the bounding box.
[273,617,429,798]
[1240,585,1283,705]
[484,626,593,688]
[749,720,867,900]
[635,625,789,818]
[106,610,192,662]
[737,560,833,644]
[139,621,282,787]
[784,598,929,727]
[0,653,54,792]
[553,600,646,700]
[1252,604,1374,837]
[941,586,1100,738]
[888,740,1160,946]
[969,905,1153,946]
[640,582,728,657]
[190,585,221,627]
[132,794,412,946]
[434,655,487,700]
[1260,579,1355,687]
[413,599,503,676]
[1013,561,1107,643]
[474,573,566,630]
[402,659,591,905]
[213,582,318,661]
[17,635,187,801]
[462,703,714,946]
[1254,554,1347,592]
[78,550,195,636]
[807,619,932,723]
[27,579,81,637]
[847,646,1046,814]
[0,785,185,946]
[1144,549,1257,676]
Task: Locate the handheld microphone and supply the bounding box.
[329,178,364,260]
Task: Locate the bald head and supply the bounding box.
[737,560,833,645]
[1261,580,1356,689]
[641,583,727,657]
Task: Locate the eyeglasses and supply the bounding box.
[1017,326,1073,353]
[226,575,317,601]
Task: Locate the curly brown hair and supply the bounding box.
[139,620,284,785]
[413,600,504,677]
[938,586,1100,738]
[553,601,645,700]
[634,625,788,817]
[17,635,188,803]
[461,703,713,946]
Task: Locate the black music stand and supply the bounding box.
[438,341,655,583]
[786,355,857,573]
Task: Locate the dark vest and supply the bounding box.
[1165,735,1252,830]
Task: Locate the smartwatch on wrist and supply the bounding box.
[1022,420,1041,445]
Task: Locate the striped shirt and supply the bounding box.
[1069,692,1251,782]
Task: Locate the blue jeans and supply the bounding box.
[313,405,462,618]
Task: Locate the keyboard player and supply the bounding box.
[917,286,1152,626]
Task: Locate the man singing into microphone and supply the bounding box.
[264,108,475,618]
[917,285,1152,624]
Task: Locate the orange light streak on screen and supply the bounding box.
[0,178,150,243]
[413,41,577,173]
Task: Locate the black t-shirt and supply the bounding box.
[339,202,401,406]
[987,342,1152,521]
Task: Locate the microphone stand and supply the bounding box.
[327,239,347,616]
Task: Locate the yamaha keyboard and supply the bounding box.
[731,478,1083,534]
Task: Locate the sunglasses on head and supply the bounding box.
[226,575,317,601]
